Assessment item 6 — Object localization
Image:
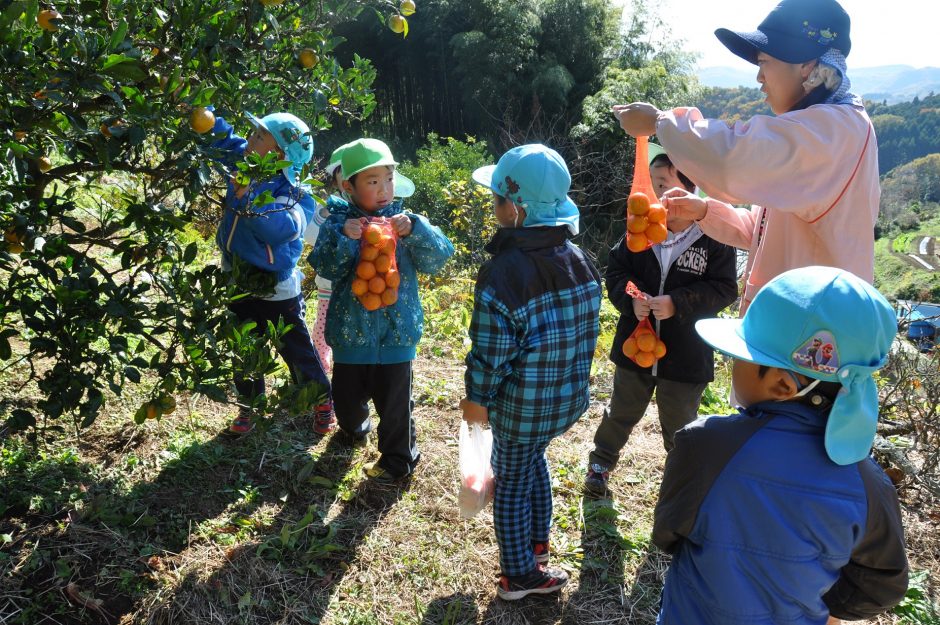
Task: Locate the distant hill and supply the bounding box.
[698,65,940,104]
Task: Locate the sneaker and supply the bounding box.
[313,402,337,435]
[533,541,550,564]
[227,410,254,436]
[336,428,370,447]
[497,565,568,601]
[584,463,610,496]
[364,462,399,483]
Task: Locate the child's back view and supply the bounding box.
[463,144,602,599]
[654,266,908,624]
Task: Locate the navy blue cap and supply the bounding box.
[715,0,851,65]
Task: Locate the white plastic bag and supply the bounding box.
[457,421,494,519]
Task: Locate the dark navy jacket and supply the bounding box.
[607,228,737,383]
[654,401,908,625]
[464,226,602,443]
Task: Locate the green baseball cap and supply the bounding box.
[325,142,352,177]
[339,138,414,197]
[648,142,666,165]
[341,138,398,179]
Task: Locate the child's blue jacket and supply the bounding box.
[654,401,908,624]
[211,115,316,282]
[308,198,454,364]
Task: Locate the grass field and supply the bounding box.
[1,295,938,624]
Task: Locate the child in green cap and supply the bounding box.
[309,138,454,481]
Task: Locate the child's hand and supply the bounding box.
[826,618,841,625]
[343,218,364,239]
[633,296,651,321]
[460,399,489,425]
[231,176,250,199]
[390,214,412,237]
[648,295,675,320]
[662,188,707,221]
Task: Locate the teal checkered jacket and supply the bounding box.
[308,198,454,364]
[465,226,602,443]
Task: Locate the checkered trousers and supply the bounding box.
[491,434,553,576]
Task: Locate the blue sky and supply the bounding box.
[633,0,939,70]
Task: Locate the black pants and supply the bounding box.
[332,361,417,477]
[228,295,331,402]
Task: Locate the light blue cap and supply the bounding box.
[695,266,897,465]
[471,144,580,236]
[246,112,314,185]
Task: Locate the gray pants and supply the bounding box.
[589,366,707,469]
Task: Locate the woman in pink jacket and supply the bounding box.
[614,0,878,314]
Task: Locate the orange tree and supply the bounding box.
[0,0,413,434]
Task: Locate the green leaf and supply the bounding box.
[102,54,136,70]
[183,242,198,264]
[103,58,148,82]
[109,20,129,50]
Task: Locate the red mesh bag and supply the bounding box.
[621,282,667,367]
[625,136,668,253]
[352,217,400,311]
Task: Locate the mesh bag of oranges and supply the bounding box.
[621,281,667,368]
[351,218,400,311]
[626,136,668,253]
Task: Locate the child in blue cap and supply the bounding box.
[584,143,738,495]
[309,138,454,482]
[654,266,908,624]
[464,144,602,600]
[210,110,333,435]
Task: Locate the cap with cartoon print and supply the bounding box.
[694,266,896,465]
[245,112,314,185]
[471,144,580,236]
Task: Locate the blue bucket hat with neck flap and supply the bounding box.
[245,112,314,185]
[695,266,897,466]
[471,144,580,236]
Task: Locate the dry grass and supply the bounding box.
[0,355,938,625]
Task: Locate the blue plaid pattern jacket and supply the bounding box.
[465,226,602,443]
